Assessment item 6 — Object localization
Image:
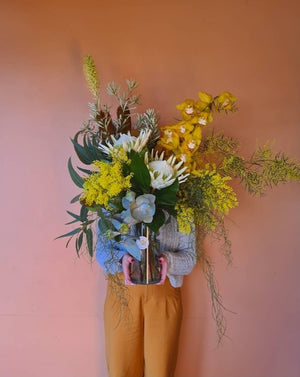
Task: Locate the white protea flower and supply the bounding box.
[98,130,152,155]
[145,150,189,190]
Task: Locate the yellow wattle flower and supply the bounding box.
[175,203,194,234]
[190,164,239,224]
[81,159,132,209]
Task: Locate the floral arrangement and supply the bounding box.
[57,56,300,341]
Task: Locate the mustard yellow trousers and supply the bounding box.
[104,274,183,377]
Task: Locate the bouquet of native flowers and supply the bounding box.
[57,56,300,341]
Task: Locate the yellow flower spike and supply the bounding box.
[176,99,196,119]
[197,92,213,111]
[214,92,237,111]
[83,55,100,98]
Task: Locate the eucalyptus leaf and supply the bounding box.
[76,233,84,257]
[85,228,94,257]
[66,236,74,248]
[83,134,108,162]
[70,194,81,204]
[55,227,81,240]
[71,137,93,165]
[75,233,83,258]
[83,219,96,226]
[66,210,82,221]
[83,134,98,161]
[78,232,83,249]
[68,158,84,188]
[80,205,88,221]
[77,166,92,175]
[65,219,80,225]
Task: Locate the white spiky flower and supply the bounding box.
[98,130,152,155]
[145,150,189,190]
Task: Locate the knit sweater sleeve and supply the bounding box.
[163,231,196,276]
[157,216,196,282]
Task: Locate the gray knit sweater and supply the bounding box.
[157,217,196,287]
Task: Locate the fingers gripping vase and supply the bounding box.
[130,223,161,285]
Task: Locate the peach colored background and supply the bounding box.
[1,1,299,376]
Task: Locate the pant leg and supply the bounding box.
[104,275,145,377]
[144,278,183,377]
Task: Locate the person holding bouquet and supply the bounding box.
[96,214,196,377]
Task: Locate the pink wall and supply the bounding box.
[1,1,299,376]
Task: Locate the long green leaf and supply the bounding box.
[66,210,82,221]
[68,158,84,188]
[80,205,88,221]
[55,227,81,239]
[76,233,83,257]
[65,219,80,225]
[85,228,93,257]
[70,194,81,203]
[82,134,106,162]
[83,134,98,160]
[77,166,92,175]
[66,236,74,248]
[83,219,96,226]
[71,138,93,165]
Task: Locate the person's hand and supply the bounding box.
[156,255,168,285]
[122,253,136,285]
